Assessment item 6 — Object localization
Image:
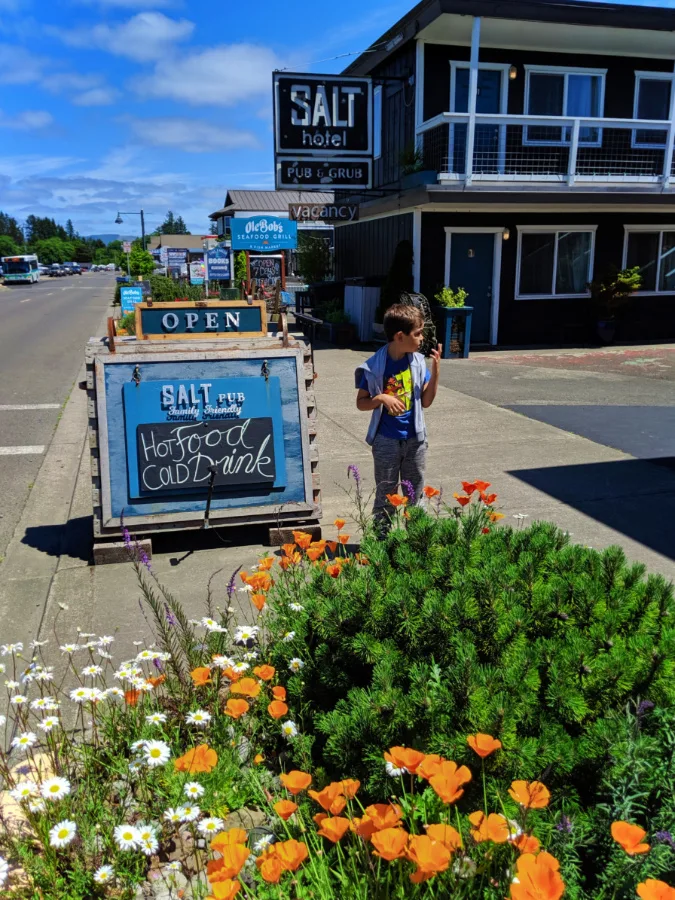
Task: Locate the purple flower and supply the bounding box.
[153,657,163,671]
[347,464,361,487]
[556,816,573,833]
[227,566,242,600]
[401,480,416,504]
[655,831,675,849]
[122,527,132,551]
[637,700,655,718]
[164,603,178,627]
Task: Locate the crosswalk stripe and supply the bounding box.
[0,404,60,411]
[0,446,45,455]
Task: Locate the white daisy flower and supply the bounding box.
[34,670,54,683]
[11,732,37,751]
[239,584,254,593]
[283,632,296,643]
[81,665,102,677]
[289,603,304,612]
[84,641,99,650]
[163,808,183,824]
[243,651,259,661]
[10,781,37,802]
[183,782,205,799]
[1,642,23,656]
[211,655,234,669]
[0,856,8,888]
[93,864,114,884]
[40,777,71,801]
[10,695,27,706]
[28,797,46,813]
[98,635,115,646]
[197,817,224,836]
[49,819,77,848]
[4,680,19,690]
[137,825,158,855]
[131,739,148,752]
[179,805,200,822]
[232,662,250,674]
[386,761,407,777]
[132,641,144,646]
[78,632,96,638]
[128,761,143,779]
[38,717,60,733]
[281,720,298,740]
[253,834,274,853]
[185,710,211,727]
[145,712,167,725]
[135,650,156,662]
[59,644,81,654]
[165,861,182,872]
[200,617,222,631]
[98,650,113,660]
[30,696,54,710]
[69,687,91,703]
[104,687,124,698]
[233,625,259,644]
[143,740,170,767]
[288,657,304,673]
[114,824,142,851]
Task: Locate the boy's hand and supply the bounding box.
[428,344,442,369]
[381,394,406,415]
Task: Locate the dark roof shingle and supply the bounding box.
[210,189,335,219]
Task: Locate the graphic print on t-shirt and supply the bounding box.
[384,366,412,416]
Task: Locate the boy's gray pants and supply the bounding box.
[372,433,427,522]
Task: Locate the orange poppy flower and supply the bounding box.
[230,677,261,699]
[317,816,351,843]
[253,753,264,766]
[467,733,502,758]
[190,666,212,687]
[221,667,241,683]
[424,486,441,499]
[351,815,379,840]
[308,783,347,816]
[339,778,360,799]
[513,834,541,854]
[251,593,266,612]
[268,700,289,719]
[406,834,452,883]
[224,698,249,719]
[611,821,650,855]
[417,754,445,781]
[338,534,350,545]
[461,481,478,494]
[371,827,409,861]
[147,674,166,688]
[274,799,298,821]
[207,843,250,880]
[426,823,462,851]
[207,879,241,900]
[257,854,283,884]
[480,491,498,505]
[384,746,426,774]
[306,547,323,562]
[239,571,249,583]
[174,744,218,774]
[363,803,403,831]
[292,531,313,550]
[511,852,564,900]
[314,813,327,827]
[124,689,140,706]
[281,543,297,558]
[473,480,491,491]
[280,770,312,795]
[386,493,408,508]
[469,811,510,844]
[637,880,675,900]
[489,512,505,523]
[310,539,327,553]
[326,564,342,578]
[453,493,471,507]
[326,540,338,554]
[272,685,287,701]
[509,781,551,810]
[334,518,346,529]
[258,556,274,571]
[429,761,472,804]
[273,839,308,872]
[211,829,248,852]
[253,664,275,681]
[247,572,272,593]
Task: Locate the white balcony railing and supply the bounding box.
[417,113,675,187]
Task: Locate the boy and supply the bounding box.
[355,304,441,525]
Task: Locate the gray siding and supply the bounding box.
[334,213,413,281]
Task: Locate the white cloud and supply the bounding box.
[135,43,293,107]
[0,155,83,179]
[127,117,259,153]
[0,110,54,130]
[73,87,120,106]
[73,0,174,6]
[0,44,45,85]
[52,12,194,62]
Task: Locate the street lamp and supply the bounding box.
[115,209,146,251]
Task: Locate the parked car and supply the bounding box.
[49,264,65,277]
[38,265,50,277]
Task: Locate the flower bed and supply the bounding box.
[0,480,674,898]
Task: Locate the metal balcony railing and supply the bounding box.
[417,113,675,187]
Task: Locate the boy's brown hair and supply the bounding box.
[383,304,424,341]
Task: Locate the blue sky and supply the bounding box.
[0,0,674,237]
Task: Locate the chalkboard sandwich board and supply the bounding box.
[136,301,267,340]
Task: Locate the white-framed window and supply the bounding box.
[623,225,675,294]
[516,226,597,300]
[524,65,606,147]
[632,72,673,149]
[373,85,382,160]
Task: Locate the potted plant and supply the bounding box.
[433,286,473,358]
[318,302,356,345]
[587,265,642,344]
[400,144,437,189]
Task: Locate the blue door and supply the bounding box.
[449,233,494,344]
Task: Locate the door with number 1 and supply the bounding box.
[446,232,496,345]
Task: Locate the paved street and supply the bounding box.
[0,273,113,558]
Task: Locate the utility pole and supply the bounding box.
[140,209,146,251]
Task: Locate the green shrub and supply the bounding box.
[267,504,675,807]
[147,274,202,302]
[435,285,468,308]
[118,311,135,333]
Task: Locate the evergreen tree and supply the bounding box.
[296,233,330,283]
[65,218,76,239]
[0,212,24,245]
[174,215,190,235]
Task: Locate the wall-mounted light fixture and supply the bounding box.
[509,65,518,80]
[468,248,475,258]
[503,228,511,241]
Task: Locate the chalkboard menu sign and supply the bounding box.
[250,255,282,283]
[136,418,276,493]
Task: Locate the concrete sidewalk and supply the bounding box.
[1,338,673,667]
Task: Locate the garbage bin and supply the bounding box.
[436,306,473,359]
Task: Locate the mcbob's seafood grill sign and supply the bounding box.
[273,73,373,190]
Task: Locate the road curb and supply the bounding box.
[0,299,114,648]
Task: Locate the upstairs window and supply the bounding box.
[524,66,605,146]
[633,73,672,149]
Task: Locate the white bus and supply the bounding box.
[1,254,40,284]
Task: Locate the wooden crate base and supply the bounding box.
[267,522,321,547]
[93,538,152,566]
